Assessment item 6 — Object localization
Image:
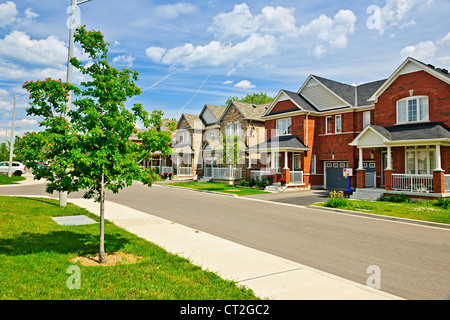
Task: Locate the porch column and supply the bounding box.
[356,169,366,188]
[284,151,289,169]
[386,146,393,170]
[384,170,393,190]
[435,144,443,171]
[358,148,364,170]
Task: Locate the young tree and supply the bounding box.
[17,26,175,263]
[0,142,8,162]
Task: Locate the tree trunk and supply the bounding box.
[99,172,106,263]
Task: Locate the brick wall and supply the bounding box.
[374,70,450,127]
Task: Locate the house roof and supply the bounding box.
[219,101,269,123]
[177,113,204,130]
[247,135,311,152]
[368,57,450,102]
[205,104,226,121]
[381,122,450,141]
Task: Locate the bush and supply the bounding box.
[434,198,450,209]
[238,180,248,186]
[379,193,410,203]
[324,190,351,208]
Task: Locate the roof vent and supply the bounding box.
[428,64,435,69]
[442,69,449,74]
[252,104,257,108]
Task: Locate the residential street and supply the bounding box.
[2,180,450,300]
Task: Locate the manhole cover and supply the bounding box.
[52,215,98,226]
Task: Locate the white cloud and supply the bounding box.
[0,31,68,66]
[400,41,437,61]
[299,9,356,49]
[438,32,450,44]
[379,0,434,33]
[208,3,298,40]
[112,54,135,67]
[148,33,277,68]
[234,80,255,89]
[313,45,327,59]
[155,2,197,19]
[223,80,233,84]
[0,1,17,28]
[145,46,167,63]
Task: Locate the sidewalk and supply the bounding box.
[67,197,403,300]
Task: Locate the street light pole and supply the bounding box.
[59,0,92,206]
[8,93,26,178]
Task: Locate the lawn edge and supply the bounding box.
[308,204,450,229]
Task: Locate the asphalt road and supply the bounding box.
[2,180,450,300]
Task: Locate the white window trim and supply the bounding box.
[404,145,436,175]
[276,118,292,136]
[363,111,371,128]
[335,115,342,133]
[396,96,429,125]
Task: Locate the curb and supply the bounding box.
[158,183,239,198]
[308,205,450,230]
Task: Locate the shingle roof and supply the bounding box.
[231,101,269,121]
[281,90,319,112]
[179,113,204,129]
[247,135,311,151]
[369,122,450,141]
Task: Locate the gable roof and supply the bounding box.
[247,135,311,152]
[177,113,204,130]
[199,104,226,126]
[219,101,269,123]
[368,57,450,102]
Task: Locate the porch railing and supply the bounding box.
[178,166,192,176]
[392,174,433,193]
[366,172,376,188]
[250,170,271,180]
[152,166,173,174]
[211,167,242,180]
[290,171,304,183]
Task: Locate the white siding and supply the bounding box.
[301,84,347,110]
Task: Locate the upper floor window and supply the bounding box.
[397,96,429,124]
[363,111,371,128]
[326,116,333,134]
[335,115,342,133]
[276,118,291,136]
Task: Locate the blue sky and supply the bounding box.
[1,0,449,139]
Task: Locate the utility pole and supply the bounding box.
[8,93,25,178]
[59,0,92,207]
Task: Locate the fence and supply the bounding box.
[178,166,192,176]
[391,174,433,192]
[366,172,376,188]
[250,170,271,180]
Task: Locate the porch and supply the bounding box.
[247,135,311,188]
[350,123,450,199]
[203,166,243,181]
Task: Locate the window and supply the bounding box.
[326,117,333,134]
[405,145,436,175]
[335,115,342,133]
[397,96,429,124]
[293,154,301,171]
[311,155,316,174]
[276,118,291,136]
[363,111,371,128]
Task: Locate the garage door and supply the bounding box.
[325,162,349,190]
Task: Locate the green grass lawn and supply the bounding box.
[312,199,450,224]
[0,174,26,185]
[0,196,259,300]
[166,181,270,196]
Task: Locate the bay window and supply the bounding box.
[405,145,435,175]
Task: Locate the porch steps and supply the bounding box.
[198,177,212,182]
[350,188,385,201]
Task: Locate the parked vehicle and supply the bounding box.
[0,161,26,176]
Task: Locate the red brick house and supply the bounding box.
[249,57,450,198]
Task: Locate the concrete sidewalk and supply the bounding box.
[66,197,403,300]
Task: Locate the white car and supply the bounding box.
[0,161,26,176]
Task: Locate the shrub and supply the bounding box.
[324,190,351,208]
[434,198,450,209]
[379,193,410,203]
